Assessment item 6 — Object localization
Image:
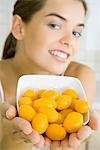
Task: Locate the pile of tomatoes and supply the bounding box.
[18,88,90,140]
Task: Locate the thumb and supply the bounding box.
[88,110,100,130]
[13,117,33,135]
[0,102,17,119]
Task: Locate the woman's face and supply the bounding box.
[20,0,85,75]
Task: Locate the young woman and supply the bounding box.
[0,0,99,150]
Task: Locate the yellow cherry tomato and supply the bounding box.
[38,107,58,123]
[55,112,64,124]
[32,113,48,134]
[38,89,47,98]
[19,96,33,106]
[62,89,78,99]
[56,95,72,110]
[19,105,36,122]
[74,99,90,113]
[32,98,57,111]
[60,108,73,118]
[23,89,38,100]
[46,123,66,140]
[63,111,83,133]
[40,89,59,100]
[32,99,40,112]
[70,98,78,110]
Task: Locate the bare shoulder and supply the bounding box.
[65,61,96,79]
[65,61,96,103]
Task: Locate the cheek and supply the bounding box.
[29,33,49,49]
[72,40,80,54]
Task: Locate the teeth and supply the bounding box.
[49,50,68,59]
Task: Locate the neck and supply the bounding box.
[10,54,55,78]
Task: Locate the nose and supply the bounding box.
[60,32,74,47]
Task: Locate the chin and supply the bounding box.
[47,65,68,76]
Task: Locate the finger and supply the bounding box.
[13,117,33,135]
[77,126,92,141]
[61,136,72,150]
[61,139,73,150]
[27,130,41,145]
[69,133,80,148]
[51,140,60,149]
[62,147,74,150]
[44,136,51,147]
[2,116,33,142]
[35,135,45,148]
[88,111,100,130]
[12,130,31,144]
[9,117,41,145]
[6,105,17,119]
[0,102,17,119]
[14,119,41,145]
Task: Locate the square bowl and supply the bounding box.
[16,75,89,125]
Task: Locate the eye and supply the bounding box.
[48,23,61,30]
[73,31,82,38]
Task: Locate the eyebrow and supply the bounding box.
[45,13,85,28]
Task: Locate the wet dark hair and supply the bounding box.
[2,0,87,59]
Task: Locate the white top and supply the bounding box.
[0,81,4,103]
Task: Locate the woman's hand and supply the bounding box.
[1,103,100,150]
[0,102,48,148]
[50,110,100,150]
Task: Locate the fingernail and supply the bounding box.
[6,109,13,119]
[28,131,40,144]
[23,126,33,135]
[6,106,16,119]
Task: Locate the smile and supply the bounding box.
[48,49,70,62]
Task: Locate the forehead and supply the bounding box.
[39,0,85,22]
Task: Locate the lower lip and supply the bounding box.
[50,54,68,63]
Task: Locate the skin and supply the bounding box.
[0,0,99,149]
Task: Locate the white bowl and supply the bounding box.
[16,75,89,125]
